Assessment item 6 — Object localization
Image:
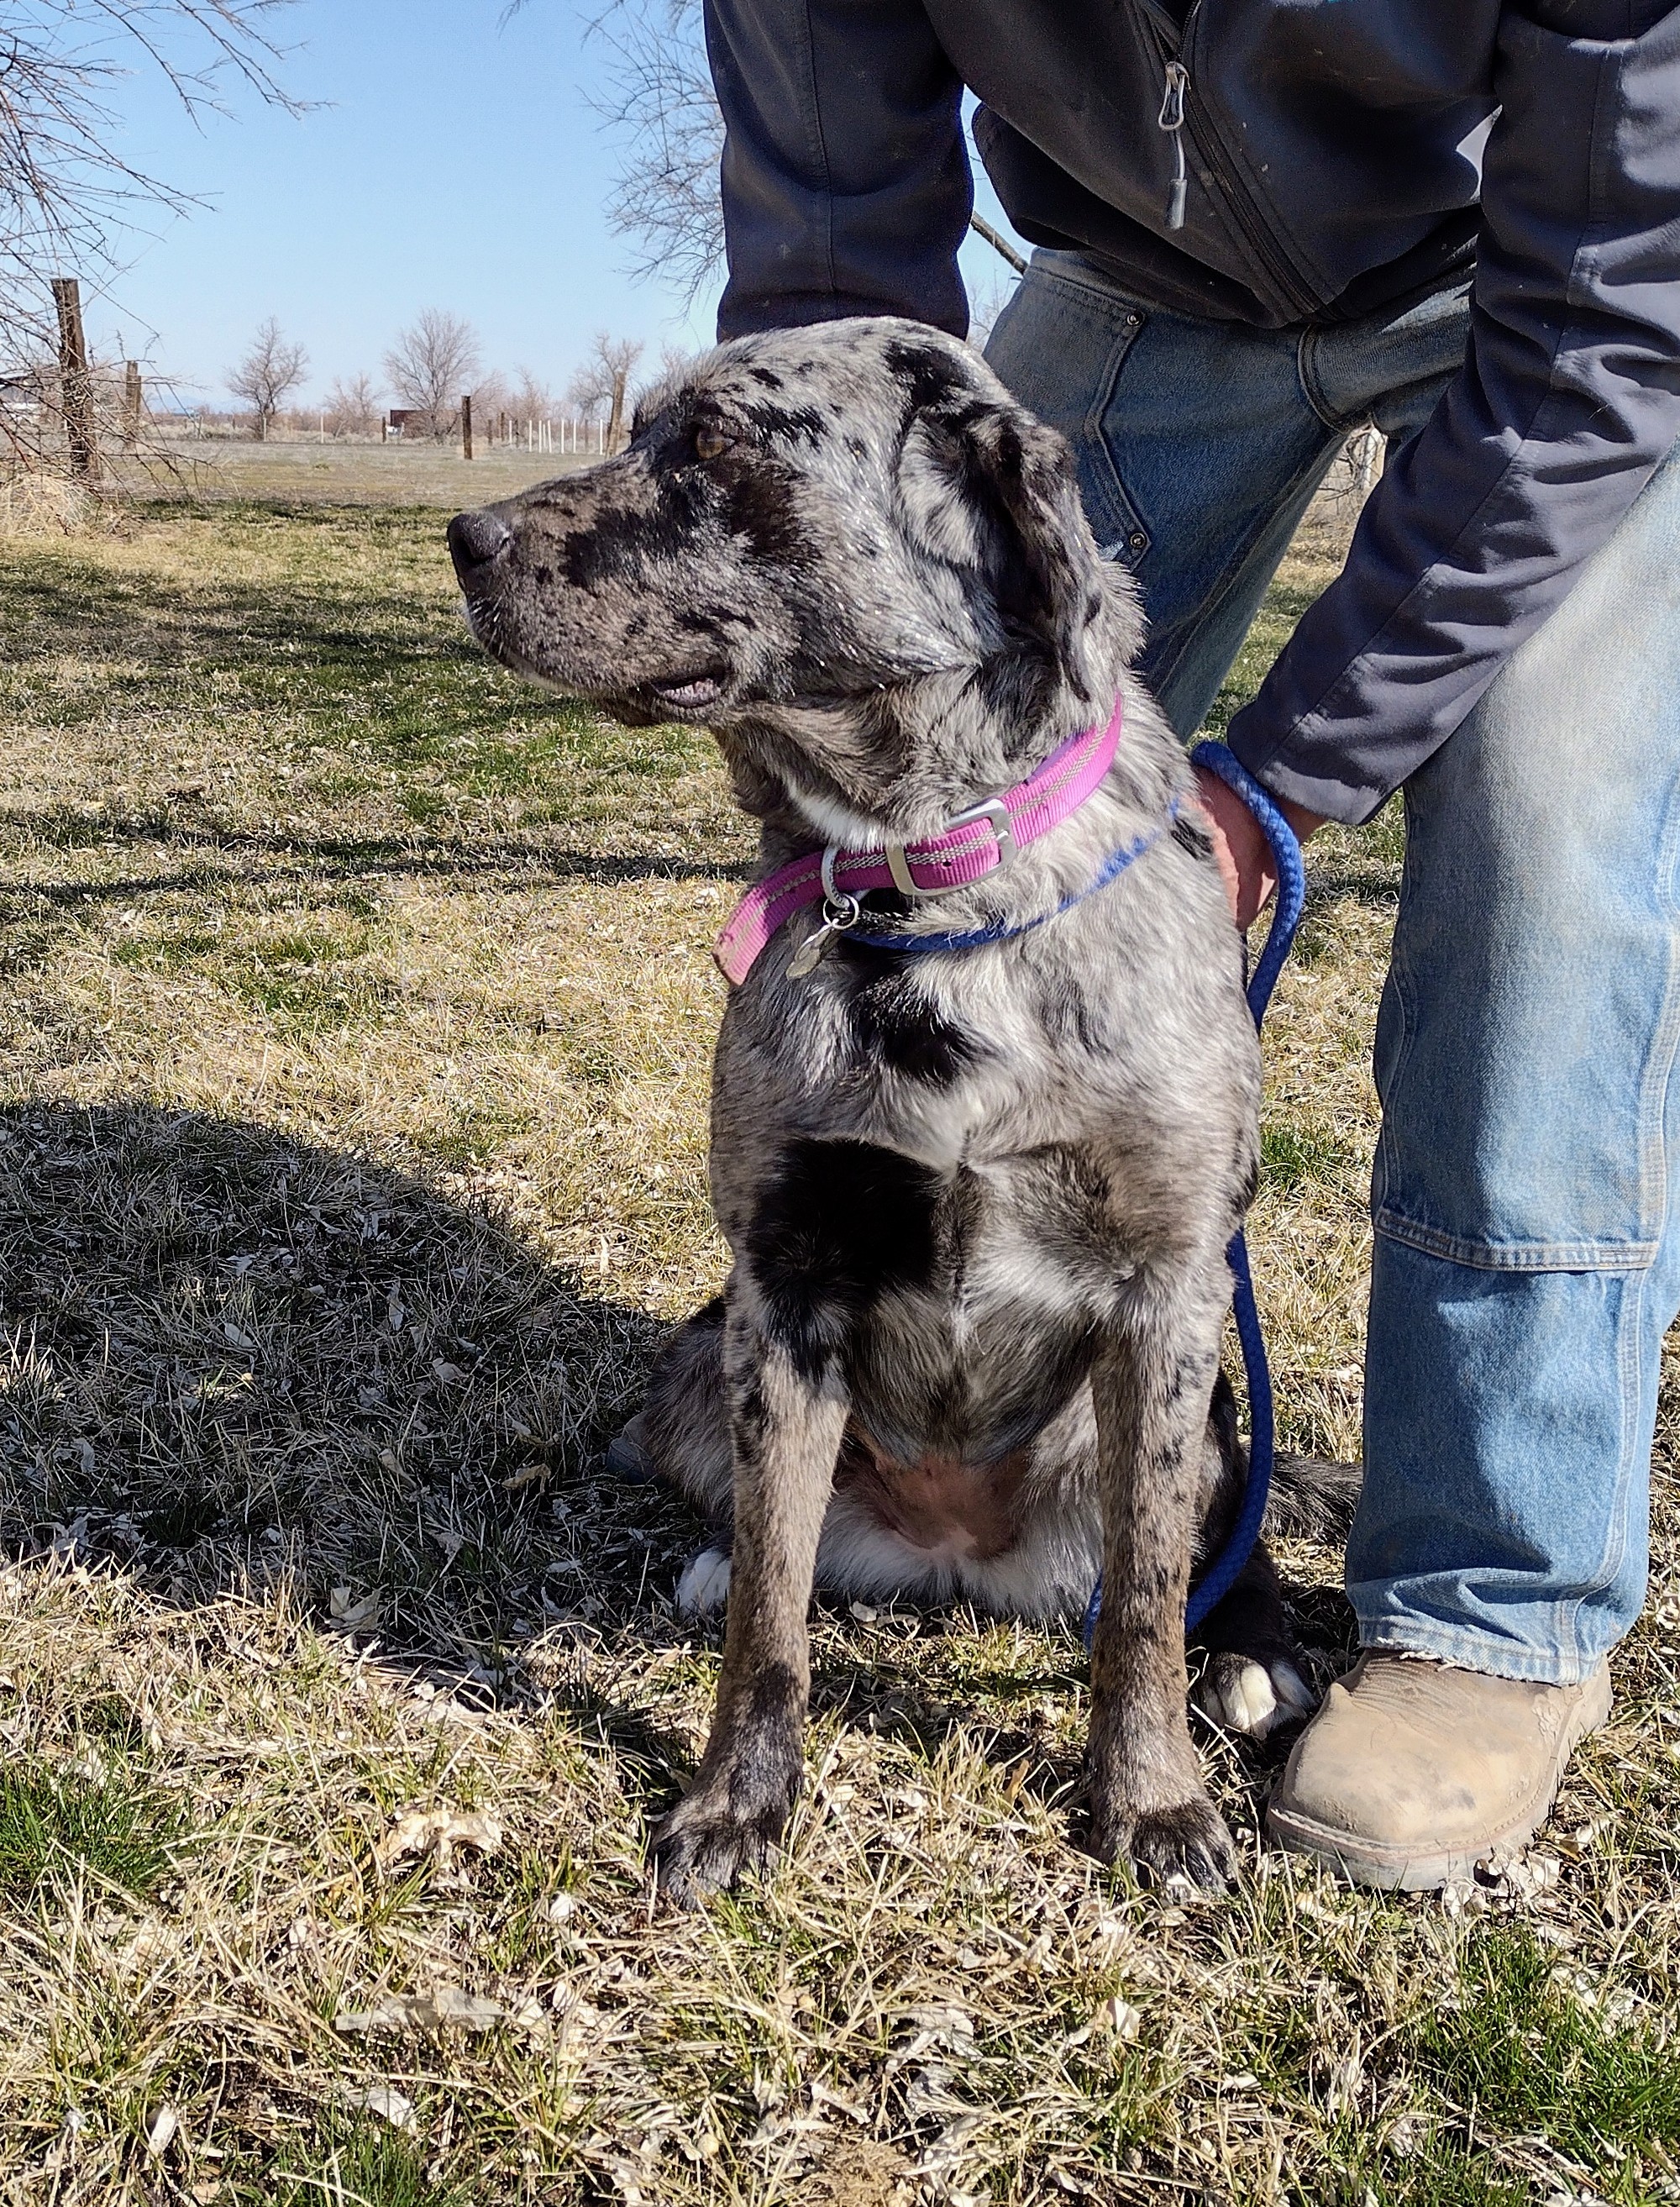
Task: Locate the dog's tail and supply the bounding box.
[1264,1451,1364,1543]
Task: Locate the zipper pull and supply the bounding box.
[1158,60,1189,231]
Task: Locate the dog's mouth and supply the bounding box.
[647,669,728,715]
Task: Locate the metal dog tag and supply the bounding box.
[787,853,862,980]
[788,896,858,978]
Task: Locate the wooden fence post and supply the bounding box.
[606,368,628,455]
[51,277,101,484]
[123,360,143,452]
[461,393,474,460]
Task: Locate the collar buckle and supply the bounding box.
[885,796,1016,898]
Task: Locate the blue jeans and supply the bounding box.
[988,250,1680,1684]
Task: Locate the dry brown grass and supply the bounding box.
[0,486,1675,2206]
[131,439,591,509]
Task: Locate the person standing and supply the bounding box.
[701,0,1680,1887]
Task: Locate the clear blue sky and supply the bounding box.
[90,0,1023,411]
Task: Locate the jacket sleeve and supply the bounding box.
[705,0,972,340]
[1229,0,1680,825]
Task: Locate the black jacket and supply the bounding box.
[706,0,1680,821]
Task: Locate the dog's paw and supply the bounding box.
[1126,1799,1240,1890]
[605,1415,653,1484]
[651,1789,784,1907]
[1196,1652,1316,1741]
[1089,1791,1238,1889]
[675,1546,732,1616]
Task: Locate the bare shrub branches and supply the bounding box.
[383,307,482,443]
[226,314,307,440]
[1,1,301,481]
[323,370,382,439]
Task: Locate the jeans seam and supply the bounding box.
[1027,254,1151,316]
[1143,433,1345,709]
[1296,324,1360,434]
[1633,770,1680,1253]
[1351,1619,1604,1686]
[1372,784,1420,1225]
[1553,784,1680,1660]
[1084,318,1149,558]
[1371,1211,1659,1272]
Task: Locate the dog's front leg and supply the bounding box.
[652,1301,846,1905]
[1086,1281,1237,1888]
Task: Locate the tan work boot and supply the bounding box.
[1267,1652,1611,1890]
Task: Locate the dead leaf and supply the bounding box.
[223,1322,255,1351]
[328,1585,381,1631]
[355,2085,417,2132]
[144,2105,178,2156]
[334,1984,509,2035]
[375,1807,503,1879]
[431,1358,468,1386]
[502,1460,551,1495]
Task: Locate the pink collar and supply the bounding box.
[714,696,1125,985]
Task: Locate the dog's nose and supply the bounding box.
[447,507,511,578]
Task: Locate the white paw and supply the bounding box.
[1200,1658,1279,1738]
[1268,1657,1317,1724]
[1196,1656,1316,1741]
[675,1547,732,1616]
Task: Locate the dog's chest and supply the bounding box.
[755,952,1139,1169]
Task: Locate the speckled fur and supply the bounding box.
[451,319,1307,1900]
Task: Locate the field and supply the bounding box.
[0,470,1676,2207]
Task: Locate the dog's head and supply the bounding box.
[449,319,1138,835]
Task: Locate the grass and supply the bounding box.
[0,1764,187,1905]
[0,474,1675,2204]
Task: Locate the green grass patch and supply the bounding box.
[1404,1926,1680,2166]
[276,2119,466,2207]
[1262,1119,1357,1194]
[0,1764,186,1904]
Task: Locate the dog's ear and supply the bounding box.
[899,402,1132,691]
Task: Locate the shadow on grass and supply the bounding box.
[0,1099,706,1779]
[0,1100,1359,1842]
[0,818,749,912]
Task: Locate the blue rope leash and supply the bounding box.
[1083,740,1306,1650]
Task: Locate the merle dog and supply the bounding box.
[448,320,1347,1900]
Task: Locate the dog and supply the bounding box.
[448,318,1350,1900]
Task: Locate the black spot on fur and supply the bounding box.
[745,1139,942,1379]
[848,970,986,1087]
[1172,814,1214,862]
[559,507,654,591]
[743,400,827,445]
[748,366,783,390]
[719,462,811,565]
[883,336,976,424]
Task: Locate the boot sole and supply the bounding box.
[1265,1663,1612,1892]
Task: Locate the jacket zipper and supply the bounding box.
[1158,60,1190,231]
[1139,0,1320,322]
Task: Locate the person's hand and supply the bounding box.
[1193,765,1325,929]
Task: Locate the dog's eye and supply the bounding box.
[694,426,732,461]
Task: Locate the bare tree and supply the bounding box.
[226,316,307,439]
[508,365,558,423]
[565,332,643,452]
[589,1,724,300]
[323,370,382,438]
[383,309,481,442]
[2,3,301,479]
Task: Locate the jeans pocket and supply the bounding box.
[984,254,1152,565]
